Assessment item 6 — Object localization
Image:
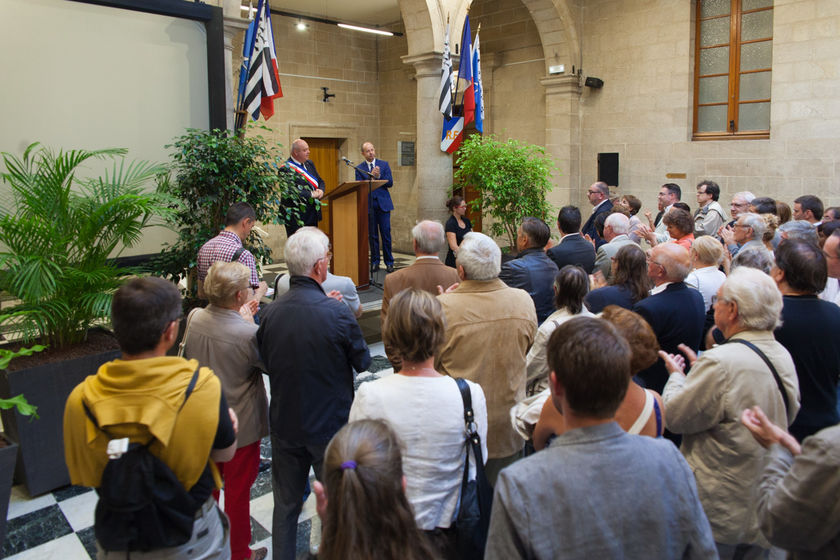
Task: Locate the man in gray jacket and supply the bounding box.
[485,316,716,560]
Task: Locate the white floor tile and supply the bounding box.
[56,490,97,532]
[5,532,90,560]
[7,485,56,520]
[249,492,274,534]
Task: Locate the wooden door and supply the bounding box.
[304,137,339,237]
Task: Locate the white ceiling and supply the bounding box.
[272,0,402,27]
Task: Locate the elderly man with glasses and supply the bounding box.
[257,227,371,560]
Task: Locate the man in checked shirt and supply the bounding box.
[197,202,268,304]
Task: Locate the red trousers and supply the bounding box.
[213,441,260,560]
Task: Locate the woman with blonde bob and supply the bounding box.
[312,419,440,560]
[685,235,726,312]
[184,261,268,560]
[349,288,487,557]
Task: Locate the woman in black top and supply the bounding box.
[444,195,472,268]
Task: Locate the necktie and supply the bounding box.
[368,162,373,172]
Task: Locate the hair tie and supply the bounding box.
[340,460,357,470]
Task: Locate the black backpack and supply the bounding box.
[82,366,201,552]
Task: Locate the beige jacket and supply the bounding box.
[663,330,800,546]
[437,279,537,458]
[184,305,269,448]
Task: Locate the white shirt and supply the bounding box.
[526,307,594,388]
[686,266,727,312]
[349,375,488,530]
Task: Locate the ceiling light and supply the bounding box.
[337,23,394,37]
[296,19,307,31]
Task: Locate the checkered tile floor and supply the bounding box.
[3,252,418,559]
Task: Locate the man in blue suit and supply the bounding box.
[355,142,395,272]
[633,243,705,394]
[283,139,325,237]
[580,181,613,248]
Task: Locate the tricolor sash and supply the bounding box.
[286,161,319,190]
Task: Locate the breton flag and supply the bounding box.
[472,31,484,133]
[243,0,283,121]
[458,15,474,126]
[439,23,453,118]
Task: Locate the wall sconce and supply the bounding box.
[322,87,335,102]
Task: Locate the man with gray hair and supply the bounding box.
[593,212,636,282]
[381,220,459,367]
[437,232,537,483]
[661,267,800,558]
[719,191,756,253]
[633,243,705,394]
[257,227,371,560]
[724,212,768,259]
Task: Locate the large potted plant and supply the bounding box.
[454,134,556,250]
[151,127,303,300]
[0,346,41,549]
[0,143,167,495]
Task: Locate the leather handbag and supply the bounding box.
[454,378,493,560]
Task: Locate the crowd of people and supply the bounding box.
[61,177,840,560]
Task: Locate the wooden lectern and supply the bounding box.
[325,179,388,287]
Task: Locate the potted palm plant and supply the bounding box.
[0,143,167,495]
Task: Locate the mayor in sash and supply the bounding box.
[283,139,325,237]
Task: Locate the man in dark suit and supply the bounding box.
[499,217,560,324]
[580,182,613,248]
[633,243,705,394]
[283,138,325,237]
[381,220,459,368]
[355,142,395,273]
[547,205,596,274]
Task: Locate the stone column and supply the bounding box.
[403,52,454,225]
[223,0,249,130]
[541,74,581,208]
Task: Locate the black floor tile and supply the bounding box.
[53,484,94,502]
[1,504,73,557]
[76,526,98,560]
[250,516,271,545]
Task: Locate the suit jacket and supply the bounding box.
[633,282,705,393]
[593,234,637,281]
[547,233,596,274]
[499,248,560,324]
[284,158,325,226]
[355,158,394,212]
[581,199,613,248]
[381,257,459,322]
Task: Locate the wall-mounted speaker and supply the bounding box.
[598,152,619,187]
[585,77,604,89]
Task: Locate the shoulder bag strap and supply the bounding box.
[230,247,245,262]
[177,307,201,358]
[455,378,474,491]
[727,338,790,416]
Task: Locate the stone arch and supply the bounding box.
[518,0,580,75]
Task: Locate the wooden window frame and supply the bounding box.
[693,0,773,141]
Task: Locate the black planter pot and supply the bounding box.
[0,347,120,496]
[0,434,18,550]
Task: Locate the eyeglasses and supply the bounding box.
[733,224,750,229]
[731,202,749,207]
[587,190,600,195]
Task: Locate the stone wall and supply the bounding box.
[577,0,840,218]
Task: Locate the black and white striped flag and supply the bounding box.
[438,23,453,118]
[243,0,283,121]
